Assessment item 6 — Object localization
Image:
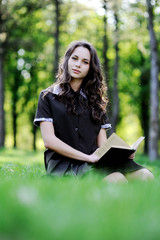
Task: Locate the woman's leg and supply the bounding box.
[125,168,154,181]
[103,172,128,183]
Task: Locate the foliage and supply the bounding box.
[1,0,160,155]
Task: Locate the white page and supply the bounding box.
[130,136,145,150]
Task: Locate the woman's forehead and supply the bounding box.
[71,46,91,60]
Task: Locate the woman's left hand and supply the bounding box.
[129,152,136,160]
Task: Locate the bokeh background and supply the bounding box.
[0,2,160,240]
[0,0,159,160]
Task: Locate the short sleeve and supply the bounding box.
[34,91,53,127]
[101,114,112,130]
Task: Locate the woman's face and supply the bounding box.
[68,46,91,81]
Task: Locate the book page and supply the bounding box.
[130,136,145,150]
[95,133,131,158]
[95,145,127,158]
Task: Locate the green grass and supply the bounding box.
[0,148,160,240]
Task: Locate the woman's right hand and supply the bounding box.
[40,122,101,163]
[87,153,99,163]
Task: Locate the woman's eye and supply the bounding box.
[84,61,89,64]
[72,57,77,60]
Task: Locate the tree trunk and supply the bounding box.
[32,121,37,151]
[0,2,5,147]
[110,12,119,133]
[140,70,150,154]
[146,0,159,160]
[30,106,37,151]
[12,70,20,148]
[53,0,60,79]
[138,50,150,154]
[103,0,112,137]
[102,0,109,85]
[32,105,37,151]
[13,99,17,148]
[0,52,5,147]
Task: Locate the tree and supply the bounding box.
[0,40,5,147]
[102,0,109,85]
[3,0,48,148]
[109,1,121,133]
[102,0,112,137]
[53,0,61,78]
[146,0,159,160]
[21,60,39,150]
[12,68,22,148]
[139,65,150,154]
[0,0,6,147]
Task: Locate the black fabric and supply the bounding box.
[34,91,53,126]
[95,159,143,175]
[44,149,93,177]
[44,149,143,177]
[34,90,110,155]
[34,89,144,177]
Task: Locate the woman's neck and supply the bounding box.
[70,79,83,92]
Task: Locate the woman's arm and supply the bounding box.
[97,128,107,147]
[40,121,99,163]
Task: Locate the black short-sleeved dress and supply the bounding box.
[34,84,143,177]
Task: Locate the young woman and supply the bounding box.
[34,40,154,183]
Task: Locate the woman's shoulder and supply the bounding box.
[40,84,62,97]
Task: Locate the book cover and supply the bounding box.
[94,133,145,167]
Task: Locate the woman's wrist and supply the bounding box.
[85,153,99,163]
[80,153,91,162]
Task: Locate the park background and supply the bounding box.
[0,0,160,239]
[0,0,159,159]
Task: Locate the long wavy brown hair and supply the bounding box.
[49,40,108,124]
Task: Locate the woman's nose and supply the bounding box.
[75,61,81,68]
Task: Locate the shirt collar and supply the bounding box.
[53,84,87,99]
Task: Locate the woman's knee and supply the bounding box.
[137,168,154,181]
[126,168,154,181]
[104,172,128,183]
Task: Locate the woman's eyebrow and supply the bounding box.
[83,58,90,61]
[72,54,90,61]
[72,54,78,58]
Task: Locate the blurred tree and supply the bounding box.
[108,0,122,133]
[1,0,159,152]
[111,10,120,132]
[0,0,6,147]
[146,0,159,160]
[53,0,61,78]
[102,0,109,85]
[102,0,112,137]
[139,60,150,154]
[3,0,48,148]
[127,1,150,153]
[12,68,22,148]
[114,1,154,153]
[16,1,52,149]
[21,60,39,150]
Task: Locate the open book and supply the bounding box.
[94,133,145,167]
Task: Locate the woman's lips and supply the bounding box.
[72,69,81,74]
